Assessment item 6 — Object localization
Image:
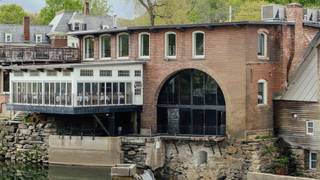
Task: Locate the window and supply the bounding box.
[134,70,141,77]
[306,121,314,135]
[47,70,57,76]
[139,33,150,58]
[74,23,80,31]
[30,71,39,76]
[35,34,42,44]
[5,33,12,43]
[13,71,23,77]
[165,32,176,58]
[80,69,94,76]
[309,151,317,170]
[118,70,130,77]
[3,71,9,93]
[84,36,94,60]
[193,31,205,58]
[257,79,267,105]
[117,33,129,58]
[135,81,142,95]
[258,32,267,58]
[62,70,71,76]
[100,70,112,77]
[100,35,111,59]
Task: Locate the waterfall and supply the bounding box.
[136,169,155,180]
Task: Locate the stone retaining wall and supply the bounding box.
[248,172,316,180]
[0,120,56,163]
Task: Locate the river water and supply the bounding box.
[0,161,111,180]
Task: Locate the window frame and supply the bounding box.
[117,33,130,59]
[165,32,177,59]
[83,35,95,61]
[306,120,315,135]
[99,34,112,60]
[257,79,267,105]
[258,32,268,59]
[35,34,43,44]
[192,31,205,59]
[138,32,150,59]
[5,33,12,43]
[309,151,317,170]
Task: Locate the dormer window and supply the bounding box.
[5,33,12,43]
[36,34,42,44]
[74,23,80,31]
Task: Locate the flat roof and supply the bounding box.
[68,21,293,36]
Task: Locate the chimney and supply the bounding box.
[83,0,90,15]
[23,16,30,42]
[286,3,305,80]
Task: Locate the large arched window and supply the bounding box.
[100,34,111,59]
[157,69,226,135]
[83,36,94,60]
[117,33,129,59]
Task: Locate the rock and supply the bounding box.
[23,144,33,149]
[128,150,136,156]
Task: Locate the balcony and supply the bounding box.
[0,46,80,64]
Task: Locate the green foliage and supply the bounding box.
[90,0,111,16]
[0,4,27,24]
[262,144,278,157]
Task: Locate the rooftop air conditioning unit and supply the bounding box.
[303,9,319,22]
[261,5,285,21]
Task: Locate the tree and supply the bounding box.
[90,0,111,16]
[134,0,170,26]
[0,4,26,24]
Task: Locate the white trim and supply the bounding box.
[306,120,315,135]
[83,35,95,61]
[192,31,205,59]
[165,32,177,59]
[257,32,268,59]
[35,34,43,44]
[5,33,12,43]
[309,151,317,170]
[257,79,267,105]
[99,34,112,60]
[117,33,130,60]
[138,32,150,59]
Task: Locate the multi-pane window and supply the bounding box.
[118,70,130,77]
[118,33,129,58]
[35,34,42,44]
[134,70,141,77]
[139,33,150,58]
[193,31,205,58]
[306,121,314,135]
[80,69,94,76]
[258,32,267,57]
[62,70,71,76]
[257,80,267,105]
[310,152,317,169]
[100,35,111,59]
[47,70,57,76]
[84,36,94,60]
[100,70,112,77]
[30,71,39,76]
[165,32,176,58]
[13,71,23,77]
[5,33,12,43]
[134,81,142,95]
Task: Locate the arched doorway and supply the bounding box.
[157,69,226,135]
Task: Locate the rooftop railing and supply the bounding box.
[0,46,80,63]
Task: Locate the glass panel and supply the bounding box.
[206,77,217,105]
[77,83,84,106]
[119,82,125,104]
[101,35,111,58]
[195,33,204,56]
[157,107,168,133]
[126,82,132,104]
[38,83,42,104]
[205,110,216,135]
[179,109,192,134]
[167,33,176,56]
[61,83,66,105]
[84,83,91,105]
[106,83,112,104]
[140,34,149,57]
[193,109,204,135]
[92,83,98,105]
[113,82,118,104]
[258,82,264,104]
[99,83,105,105]
[45,83,49,105]
[49,83,55,105]
[258,33,265,56]
[27,83,32,104]
[119,34,129,57]
[67,83,72,106]
[55,83,61,105]
[32,83,37,104]
[192,70,205,105]
[179,71,191,105]
[3,71,10,92]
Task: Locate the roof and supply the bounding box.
[68,21,294,36]
[48,11,114,36]
[278,32,320,102]
[0,24,51,44]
